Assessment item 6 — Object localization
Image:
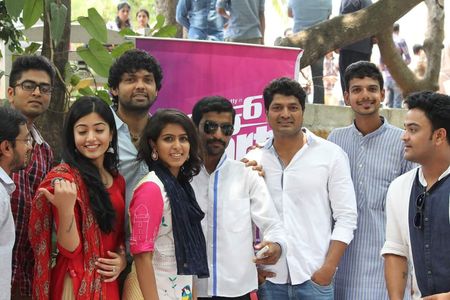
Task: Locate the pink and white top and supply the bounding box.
[129,171,193,299]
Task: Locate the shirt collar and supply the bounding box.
[30,124,44,145]
[111,107,127,131]
[417,164,450,187]
[351,116,388,138]
[0,167,16,195]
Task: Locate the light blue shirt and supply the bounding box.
[288,0,332,33]
[111,108,149,258]
[328,118,414,300]
[216,0,265,41]
[0,167,15,300]
[176,0,225,40]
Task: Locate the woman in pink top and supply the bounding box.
[124,109,208,299]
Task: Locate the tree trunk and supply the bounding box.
[37,0,71,163]
[155,0,182,37]
[377,0,444,95]
[278,0,423,68]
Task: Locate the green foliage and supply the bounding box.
[111,41,135,58]
[0,1,25,58]
[76,39,113,78]
[23,0,43,29]
[5,0,25,18]
[77,8,107,43]
[50,2,68,45]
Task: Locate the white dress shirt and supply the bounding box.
[0,167,16,300]
[246,128,358,285]
[191,155,285,297]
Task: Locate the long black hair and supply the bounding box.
[62,96,118,233]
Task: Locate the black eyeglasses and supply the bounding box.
[413,190,426,229]
[14,80,53,95]
[203,120,234,136]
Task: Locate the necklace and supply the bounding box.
[130,132,140,144]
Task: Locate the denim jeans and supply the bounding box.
[257,280,334,300]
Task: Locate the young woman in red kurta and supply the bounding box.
[29,96,126,299]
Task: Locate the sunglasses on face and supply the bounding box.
[203,120,234,136]
[413,190,426,229]
[14,80,53,95]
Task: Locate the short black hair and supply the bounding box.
[0,106,27,147]
[413,44,423,55]
[404,91,450,144]
[9,55,55,87]
[138,109,202,182]
[191,96,236,127]
[263,77,306,111]
[344,61,384,92]
[108,49,163,108]
[393,23,400,32]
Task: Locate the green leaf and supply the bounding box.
[153,25,177,38]
[64,62,74,85]
[23,0,44,29]
[153,14,165,30]
[24,42,41,54]
[45,0,56,14]
[95,90,112,105]
[78,87,95,96]
[118,27,137,37]
[50,3,67,45]
[76,39,113,78]
[5,0,25,18]
[69,74,81,87]
[77,8,107,43]
[111,42,135,59]
[0,70,4,80]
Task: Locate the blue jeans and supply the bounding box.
[257,280,334,300]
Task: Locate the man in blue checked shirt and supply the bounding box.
[328,61,415,300]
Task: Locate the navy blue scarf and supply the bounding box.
[152,162,209,278]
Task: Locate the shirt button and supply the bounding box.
[425,244,429,248]
[424,217,429,222]
[428,270,432,275]
[359,164,363,168]
[359,182,363,185]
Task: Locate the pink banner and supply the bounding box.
[136,37,302,159]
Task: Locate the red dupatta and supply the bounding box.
[29,163,104,299]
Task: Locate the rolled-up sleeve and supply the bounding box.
[328,149,358,244]
[381,182,409,258]
[176,0,191,29]
[129,181,164,255]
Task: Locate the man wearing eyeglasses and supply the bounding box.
[382,91,450,299]
[6,55,55,300]
[190,96,285,299]
[0,106,33,300]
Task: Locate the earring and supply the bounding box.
[151,149,158,161]
[107,143,114,154]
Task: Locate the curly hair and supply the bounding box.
[263,77,306,111]
[108,49,163,109]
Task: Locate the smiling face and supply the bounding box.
[111,69,158,114]
[266,94,303,138]
[153,123,190,177]
[344,76,384,116]
[73,112,113,167]
[7,70,52,121]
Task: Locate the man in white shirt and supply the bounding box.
[382,91,450,299]
[246,77,357,300]
[0,107,33,300]
[191,96,285,299]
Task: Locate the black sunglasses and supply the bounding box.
[203,120,234,136]
[413,190,426,229]
[14,80,53,95]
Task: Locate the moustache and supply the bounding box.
[206,138,226,147]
